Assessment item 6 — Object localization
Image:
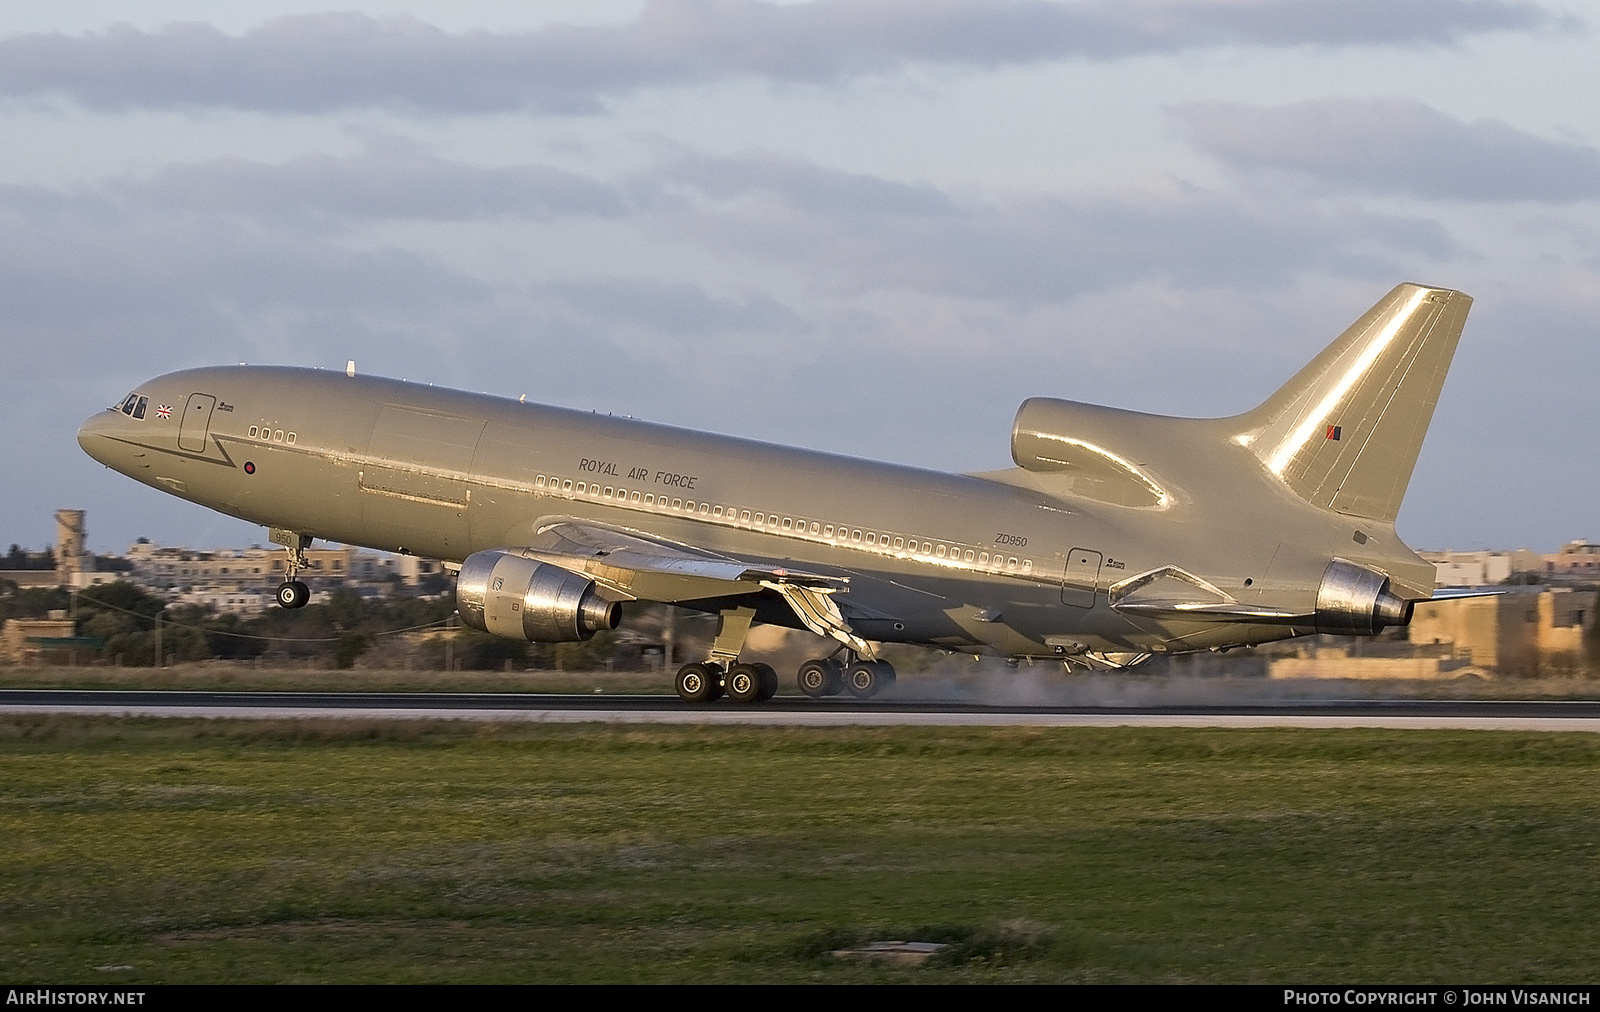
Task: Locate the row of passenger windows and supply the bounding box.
[529,473,1032,574]
[248,425,297,444]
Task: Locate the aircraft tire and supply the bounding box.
[675,662,719,702]
[275,580,310,609]
[845,660,891,699]
[796,658,841,698]
[753,662,779,701]
[724,663,764,703]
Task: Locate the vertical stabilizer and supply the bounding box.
[1231,283,1471,523]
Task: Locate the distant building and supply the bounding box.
[1408,588,1595,674]
[2,612,89,664]
[1542,541,1600,582]
[1420,549,1543,588]
[0,509,117,590]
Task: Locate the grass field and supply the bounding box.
[3,716,1599,982]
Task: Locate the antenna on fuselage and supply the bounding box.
[346,360,356,377]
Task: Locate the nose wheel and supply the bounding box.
[275,580,310,609]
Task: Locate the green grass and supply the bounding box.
[2,717,1598,982]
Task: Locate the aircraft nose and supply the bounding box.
[78,409,118,466]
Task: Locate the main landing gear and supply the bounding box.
[796,653,896,699]
[674,652,897,703]
[670,604,895,704]
[674,660,778,703]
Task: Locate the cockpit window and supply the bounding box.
[133,396,148,419]
[120,393,138,415]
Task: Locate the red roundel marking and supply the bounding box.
[244,461,256,474]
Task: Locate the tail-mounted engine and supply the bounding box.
[1314,559,1413,636]
[456,549,621,642]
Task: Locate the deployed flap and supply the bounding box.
[1231,284,1471,522]
[519,518,847,604]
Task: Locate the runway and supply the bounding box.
[4,689,1599,731]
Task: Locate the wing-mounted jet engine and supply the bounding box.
[456,549,621,642]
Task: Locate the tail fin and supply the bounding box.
[1231,283,1472,523]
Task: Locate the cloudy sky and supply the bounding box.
[3,0,1595,557]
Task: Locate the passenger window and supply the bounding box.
[249,426,259,438]
[286,432,296,444]
[810,522,820,534]
[713,506,723,517]
[563,480,573,492]
[936,545,946,557]
[965,550,975,562]
[865,532,874,544]
[699,503,710,515]
[274,430,284,442]
[741,511,751,522]
[768,515,779,528]
[673,498,682,509]
[1023,560,1033,572]
[632,491,641,503]
[823,525,833,537]
[536,476,545,487]
[980,553,989,564]
[851,530,862,542]
[645,494,654,504]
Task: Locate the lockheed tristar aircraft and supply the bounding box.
[80,283,1471,702]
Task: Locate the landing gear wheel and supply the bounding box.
[845,660,895,699]
[753,662,779,702]
[275,580,310,609]
[797,658,844,698]
[725,662,765,703]
[675,662,721,702]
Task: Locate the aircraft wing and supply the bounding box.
[507,519,874,655]
[519,518,845,599]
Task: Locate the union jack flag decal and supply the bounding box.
[155,404,172,419]
[1326,425,1341,441]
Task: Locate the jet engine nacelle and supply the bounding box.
[456,549,621,642]
[1313,559,1413,636]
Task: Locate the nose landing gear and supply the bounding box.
[275,580,310,609]
[271,529,312,610]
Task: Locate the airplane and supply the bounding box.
[78,282,1472,702]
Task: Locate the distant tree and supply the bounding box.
[1585,595,1600,671]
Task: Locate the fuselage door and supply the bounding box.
[1062,548,1103,608]
[178,393,217,453]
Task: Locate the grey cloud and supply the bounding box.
[0,1,1557,114]
[122,149,630,222]
[0,146,1458,320]
[539,278,809,340]
[1173,98,1600,202]
[661,154,1456,301]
